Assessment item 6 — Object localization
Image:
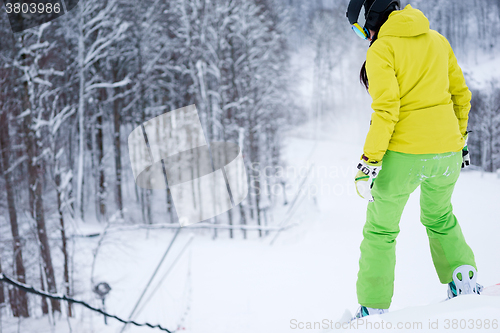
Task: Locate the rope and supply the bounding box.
[0,273,174,333]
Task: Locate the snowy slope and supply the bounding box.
[6,113,500,333]
[329,295,500,333]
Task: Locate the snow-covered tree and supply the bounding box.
[469,84,500,172]
[72,0,129,221]
[14,22,63,314]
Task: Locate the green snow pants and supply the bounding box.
[356,150,476,309]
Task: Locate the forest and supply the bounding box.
[0,0,498,326]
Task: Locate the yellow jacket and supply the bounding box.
[363,4,471,162]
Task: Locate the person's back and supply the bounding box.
[363,5,471,160]
[346,0,480,320]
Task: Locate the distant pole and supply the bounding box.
[102,298,107,325]
[482,140,487,177]
[93,282,111,325]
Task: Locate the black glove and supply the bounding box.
[462,132,471,169]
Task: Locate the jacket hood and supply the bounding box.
[379,4,430,38]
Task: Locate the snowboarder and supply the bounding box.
[346,0,481,318]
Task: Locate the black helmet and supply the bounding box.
[347,0,400,31]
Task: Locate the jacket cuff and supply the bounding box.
[361,154,382,166]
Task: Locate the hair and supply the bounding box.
[360,32,379,90]
[359,6,398,90]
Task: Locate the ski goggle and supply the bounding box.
[352,23,370,40]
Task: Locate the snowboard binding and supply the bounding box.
[447,265,483,299]
[352,306,388,320]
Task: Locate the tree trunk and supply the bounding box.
[0,257,5,306]
[135,37,153,226]
[0,111,29,317]
[249,125,262,237]
[112,81,124,217]
[39,269,48,315]
[68,126,75,214]
[489,122,494,172]
[54,170,72,317]
[167,186,175,223]
[76,1,86,220]
[96,101,106,221]
[22,79,61,314]
[227,210,233,239]
[147,190,152,224]
[32,155,61,313]
[239,204,247,239]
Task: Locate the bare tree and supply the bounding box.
[0,109,29,318]
[15,23,62,314]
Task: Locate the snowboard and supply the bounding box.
[481,283,500,296]
[327,283,500,331]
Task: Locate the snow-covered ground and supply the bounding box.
[5,114,500,333]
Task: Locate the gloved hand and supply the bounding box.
[355,155,382,202]
[462,131,471,169]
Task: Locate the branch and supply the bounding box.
[75,222,299,238]
[3,156,28,175]
[85,77,131,93]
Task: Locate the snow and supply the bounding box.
[331,295,500,333]
[463,55,500,91]
[6,114,500,333]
